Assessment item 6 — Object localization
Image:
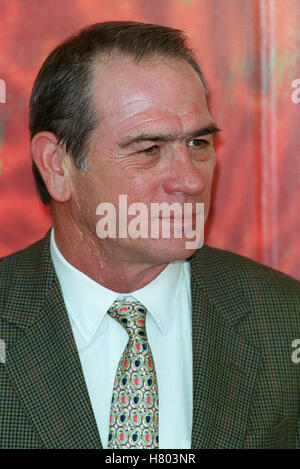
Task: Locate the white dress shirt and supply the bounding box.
[50,229,193,449]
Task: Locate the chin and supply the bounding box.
[139,238,202,264]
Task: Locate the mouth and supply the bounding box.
[158,211,201,221]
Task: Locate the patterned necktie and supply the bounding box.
[107,299,159,449]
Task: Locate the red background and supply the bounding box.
[0,0,299,279]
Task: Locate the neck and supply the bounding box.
[52,209,168,293]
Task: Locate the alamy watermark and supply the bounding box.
[291,339,300,364]
[291,79,300,104]
[0,79,6,103]
[0,339,6,364]
[95,195,204,249]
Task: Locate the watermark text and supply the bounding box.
[0,79,6,103]
[96,195,204,249]
[291,79,300,103]
[291,339,300,364]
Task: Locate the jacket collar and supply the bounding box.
[1,235,250,329]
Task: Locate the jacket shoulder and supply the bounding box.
[194,244,300,306]
[0,237,47,288]
[0,235,53,325]
[0,237,47,266]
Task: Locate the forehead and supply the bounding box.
[91,55,210,136]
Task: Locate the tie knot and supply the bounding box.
[108,300,147,338]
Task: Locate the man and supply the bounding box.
[0,21,299,449]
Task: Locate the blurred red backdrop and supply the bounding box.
[0,0,299,279]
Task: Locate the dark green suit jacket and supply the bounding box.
[0,232,300,448]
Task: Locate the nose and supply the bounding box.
[162,147,209,195]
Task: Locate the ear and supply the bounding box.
[31,132,73,202]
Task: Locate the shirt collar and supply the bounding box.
[127,260,188,336]
[50,228,189,342]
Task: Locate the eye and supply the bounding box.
[138,145,160,155]
[188,138,209,149]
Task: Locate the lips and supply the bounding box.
[157,209,202,222]
[159,215,198,226]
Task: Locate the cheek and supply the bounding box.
[202,157,216,183]
[126,177,159,205]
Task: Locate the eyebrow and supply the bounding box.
[118,123,221,148]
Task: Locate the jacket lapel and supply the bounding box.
[190,246,261,448]
[4,234,102,448]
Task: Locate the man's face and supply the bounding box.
[69,56,218,265]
